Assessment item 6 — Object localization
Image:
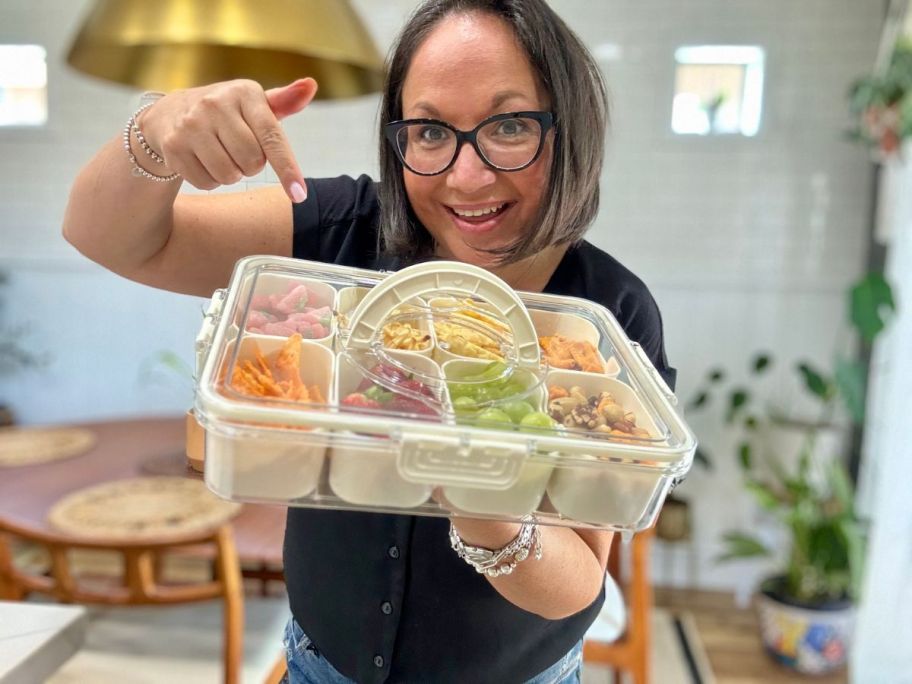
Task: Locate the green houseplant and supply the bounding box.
[849,38,912,159]
[688,272,895,673]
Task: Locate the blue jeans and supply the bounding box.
[283,618,582,684]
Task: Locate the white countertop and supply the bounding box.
[0,602,87,684]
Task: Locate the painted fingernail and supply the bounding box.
[290,181,307,203]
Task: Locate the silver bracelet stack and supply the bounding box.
[449,515,542,577]
[123,102,181,182]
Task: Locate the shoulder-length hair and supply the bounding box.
[377,0,609,264]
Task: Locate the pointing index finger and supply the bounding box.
[240,96,307,203]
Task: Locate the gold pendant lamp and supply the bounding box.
[66,0,385,98]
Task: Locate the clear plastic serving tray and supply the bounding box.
[194,256,697,532]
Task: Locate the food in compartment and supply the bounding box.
[340,363,440,416]
[547,384,650,439]
[330,355,439,508]
[545,371,665,526]
[434,321,504,360]
[228,334,326,403]
[442,360,556,516]
[432,298,512,361]
[338,288,430,352]
[467,405,556,432]
[447,362,536,414]
[539,335,604,373]
[208,334,333,501]
[246,282,332,339]
[382,320,432,351]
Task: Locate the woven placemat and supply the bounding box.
[0,426,96,468]
[47,477,242,541]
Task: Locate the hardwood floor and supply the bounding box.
[654,588,848,684]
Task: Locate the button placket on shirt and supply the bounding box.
[370,524,409,679]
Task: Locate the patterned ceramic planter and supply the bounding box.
[755,579,854,675]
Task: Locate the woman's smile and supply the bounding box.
[445,200,515,233]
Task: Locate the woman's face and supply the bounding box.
[400,12,553,267]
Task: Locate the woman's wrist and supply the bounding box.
[450,517,522,549]
[130,100,177,177]
[449,516,542,578]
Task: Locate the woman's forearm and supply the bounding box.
[451,517,612,620]
[63,131,181,276]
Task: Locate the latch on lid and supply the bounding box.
[396,432,529,489]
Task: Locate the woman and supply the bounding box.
[64,1,675,681]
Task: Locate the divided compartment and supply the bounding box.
[328,350,447,507]
[204,335,334,501]
[335,286,369,334]
[429,297,514,365]
[530,309,620,376]
[440,358,556,516]
[544,369,668,526]
[336,286,434,357]
[241,272,336,347]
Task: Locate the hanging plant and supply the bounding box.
[848,39,912,159]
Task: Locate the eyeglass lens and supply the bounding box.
[395,116,543,174]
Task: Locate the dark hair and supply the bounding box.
[377,0,609,264]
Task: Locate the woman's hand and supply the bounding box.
[139,78,318,202]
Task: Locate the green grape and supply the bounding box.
[519,411,556,431]
[475,408,513,429]
[500,380,527,398]
[472,386,498,405]
[500,400,535,424]
[452,395,478,413]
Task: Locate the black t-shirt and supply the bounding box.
[285,175,676,683]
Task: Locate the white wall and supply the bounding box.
[852,144,912,684]
[0,0,884,591]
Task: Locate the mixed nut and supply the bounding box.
[547,385,650,439]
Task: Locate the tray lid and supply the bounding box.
[194,255,697,486]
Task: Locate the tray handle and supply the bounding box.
[195,289,227,376]
[345,261,540,369]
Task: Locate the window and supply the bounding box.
[672,45,765,136]
[0,45,48,127]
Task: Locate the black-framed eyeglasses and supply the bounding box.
[385,111,554,176]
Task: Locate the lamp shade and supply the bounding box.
[66,0,385,98]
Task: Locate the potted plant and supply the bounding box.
[849,38,912,160]
[689,272,895,674]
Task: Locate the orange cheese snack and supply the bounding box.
[539,335,604,373]
[228,334,325,403]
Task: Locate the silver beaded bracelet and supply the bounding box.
[449,515,542,577]
[122,102,181,183]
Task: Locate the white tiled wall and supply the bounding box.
[0,0,884,591]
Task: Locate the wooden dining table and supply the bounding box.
[0,415,291,684]
[0,416,286,582]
